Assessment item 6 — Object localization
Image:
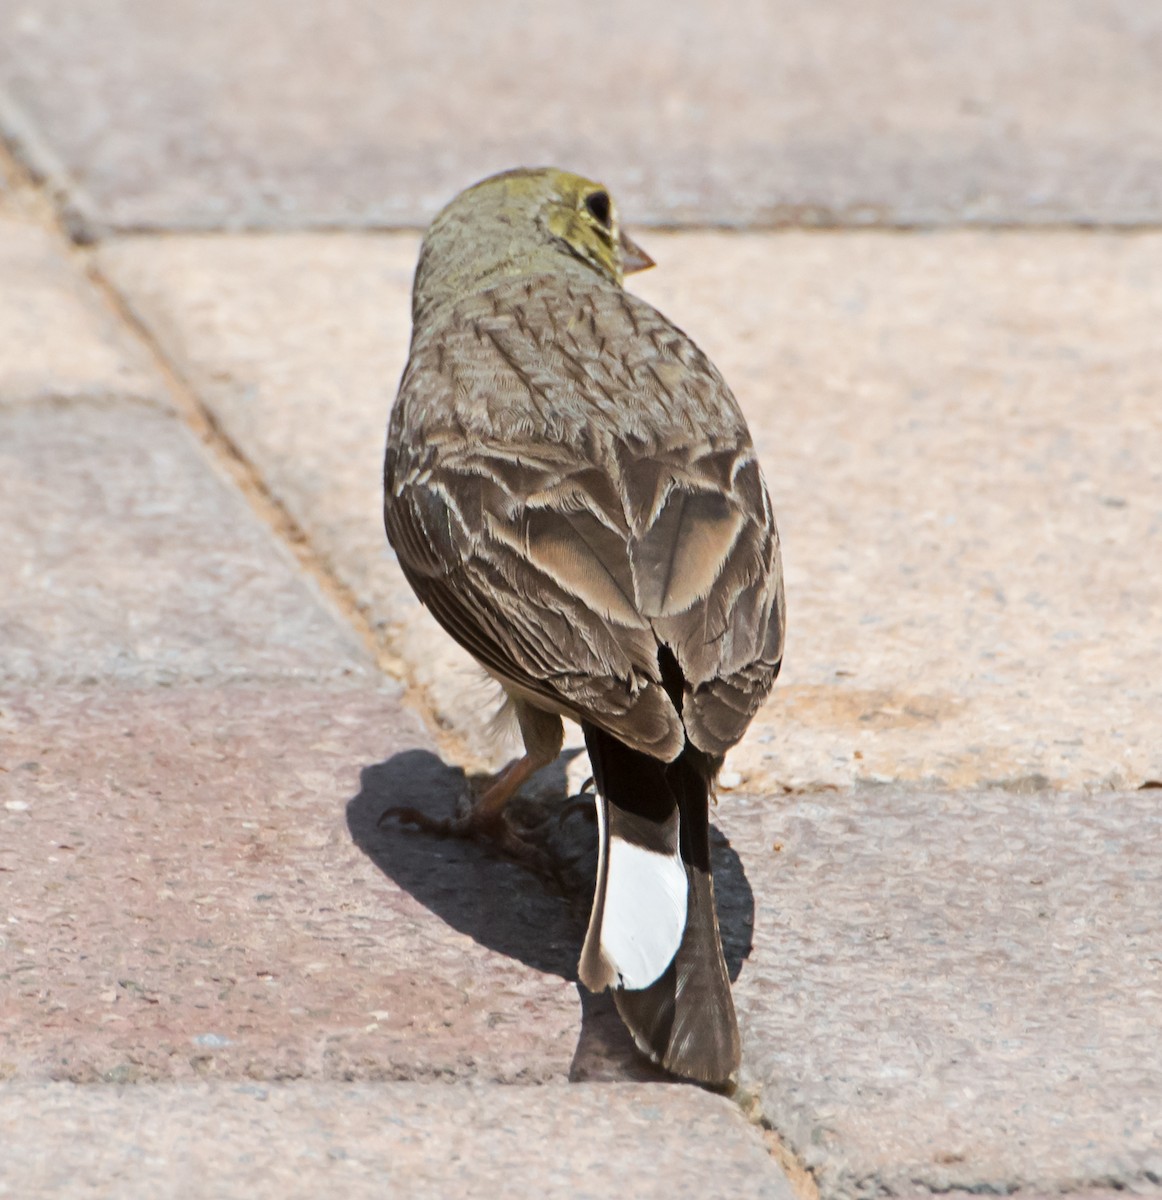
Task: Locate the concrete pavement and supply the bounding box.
[2,5,1161,1197]
[2,0,1160,233]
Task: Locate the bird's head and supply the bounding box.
[413,167,654,323]
[535,168,655,283]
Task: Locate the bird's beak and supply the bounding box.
[619,230,655,275]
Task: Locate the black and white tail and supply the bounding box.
[577,723,740,1085]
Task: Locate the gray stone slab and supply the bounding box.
[719,786,1162,1199]
[0,403,371,685]
[2,0,1161,233]
[0,1081,795,1200]
[97,231,1162,791]
[0,686,604,1085]
[0,211,161,405]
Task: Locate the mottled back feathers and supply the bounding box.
[385,273,784,762]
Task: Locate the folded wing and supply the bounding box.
[384,276,784,759]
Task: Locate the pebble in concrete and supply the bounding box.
[2,1,1161,231]
[0,1082,797,1200]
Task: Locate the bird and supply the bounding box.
[382,167,785,1086]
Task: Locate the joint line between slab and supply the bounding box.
[72,237,483,767]
[0,121,485,762]
[40,216,1162,237]
[101,275,383,631]
[735,1089,821,1200]
[0,129,411,702]
[80,260,408,676]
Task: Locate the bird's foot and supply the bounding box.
[379,778,562,885]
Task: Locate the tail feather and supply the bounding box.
[613,864,740,1085]
[579,795,687,991]
[578,721,740,1086]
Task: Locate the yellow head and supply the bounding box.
[412,167,654,323]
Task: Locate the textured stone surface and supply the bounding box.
[0,211,160,405]
[632,232,1162,793]
[0,403,370,685]
[98,231,1162,790]
[2,0,1161,233]
[3,55,1158,1191]
[0,687,598,1085]
[720,785,1162,1199]
[93,233,498,759]
[0,1082,795,1200]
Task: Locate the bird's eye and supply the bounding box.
[584,190,612,228]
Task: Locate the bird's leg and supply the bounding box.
[381,701,565,874]
[464,752,546,828]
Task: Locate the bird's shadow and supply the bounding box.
[346,747,755,1081]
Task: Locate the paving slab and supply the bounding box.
[0,1081,795,1200]
[0,686,596,1085]
[2,1,1161,234]
[0,402,370,685]
[0,209,160,405]
[98,231,1162,790]
[631,232,1162,793]
[720,785,1162,1199]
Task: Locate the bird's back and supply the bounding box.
[386,272,785,761]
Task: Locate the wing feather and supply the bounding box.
[384,275,784,758]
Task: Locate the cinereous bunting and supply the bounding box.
[383,168,785,1084]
